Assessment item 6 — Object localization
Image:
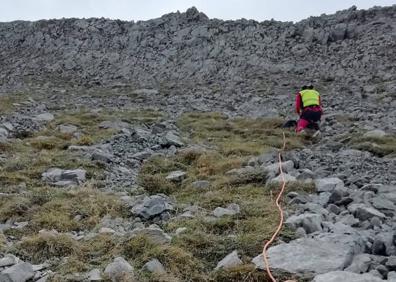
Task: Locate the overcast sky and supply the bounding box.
[1,0,395,23]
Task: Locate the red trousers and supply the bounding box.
[296,107,322,132]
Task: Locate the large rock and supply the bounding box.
[215,250,243,270]
[312,271,384,282]
[41,168,86,186]
[163,131,184,147]
[348,204,386,221]
[131,194,174,219]
[252,233,365,275]
[315,178,344,193]
[285,213,323,234]
[0,262,35,282]
[213,204,240,218]
[104,257,134,282]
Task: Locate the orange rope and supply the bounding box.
[262,132,287,282]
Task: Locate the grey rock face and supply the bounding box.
[215,250,243,270]
[252,233,365,275]
[0,262,35,282]
[104,257,134,282]
[312,271,384,282]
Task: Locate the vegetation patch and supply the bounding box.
[348,133,396,157]
[135,113,307,281]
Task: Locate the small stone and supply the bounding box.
[165,171,186,182]
[99,227,116,234]
[34,113,54,122]
[175,227,187,235]
[142,258,166,274]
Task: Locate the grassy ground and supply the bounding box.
[134,112,308,281]
[349,134,396,157]
[1,110,308,281]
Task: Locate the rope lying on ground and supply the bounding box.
[262,132,287,282]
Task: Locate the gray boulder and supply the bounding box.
[0,255,19,267]
[252,233,365,275]
[315,178,344,193]
[312,271,384,282]
[344,254,372,273]
[348,204,386,221]
[263,160,294,175]
[0,262,35,282]
[269,173,296,184]
[104,257,134,282]
[285,213,323,234]
[163,131,184,147]
[215,250,243,270]
[131,194,174,219]
[41,168,86,186]
[213,204,240,218]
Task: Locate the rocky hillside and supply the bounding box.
[0,5,395,282]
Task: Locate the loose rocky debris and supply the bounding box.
[0,4,395,282]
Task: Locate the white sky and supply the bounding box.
[1,0,395,22]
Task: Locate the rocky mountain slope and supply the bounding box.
[0,5,395,282]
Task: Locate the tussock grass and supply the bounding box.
[135,113,305,281]
[0,93,27,113]
[17,233,79,263]
[349,134,396,157]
